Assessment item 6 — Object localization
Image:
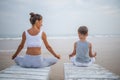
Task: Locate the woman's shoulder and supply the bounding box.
[23,29,29,36]
[21,31,26,39]
[22,31,26,35]
[41,31,47,39]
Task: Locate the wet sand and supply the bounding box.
[0,37,120,80]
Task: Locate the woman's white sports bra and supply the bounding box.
[25,30,43,47]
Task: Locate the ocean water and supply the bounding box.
[0,34,120,40]
[0,34,120,52]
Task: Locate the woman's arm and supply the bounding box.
[42,32,60,59]
[12,32,26,59]
[69,42,76,58]
[89,43,96,57]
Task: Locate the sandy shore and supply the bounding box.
[0,36,120,80]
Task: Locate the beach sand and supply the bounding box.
[0,37,120,80]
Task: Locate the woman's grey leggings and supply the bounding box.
[14,54,58,68]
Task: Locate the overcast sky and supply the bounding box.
[0,0,120,37]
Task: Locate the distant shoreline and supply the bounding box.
[0,34,120,40]
[0,36,120,53]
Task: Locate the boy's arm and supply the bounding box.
[69,42,76,58]
[89,43,96,57]
[12,32,26,59]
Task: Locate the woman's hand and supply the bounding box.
[12,54,16,60]
[55,54,61,59]
[69,54,72,59]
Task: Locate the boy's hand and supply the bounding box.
[94,52,97,57]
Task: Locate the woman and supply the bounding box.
[12,12,60,68]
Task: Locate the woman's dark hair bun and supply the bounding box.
[29,12,42,25]
[30,12,35,17]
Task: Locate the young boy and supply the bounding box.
[69,26,96,67]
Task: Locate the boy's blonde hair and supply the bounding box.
[78,26,88,35]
